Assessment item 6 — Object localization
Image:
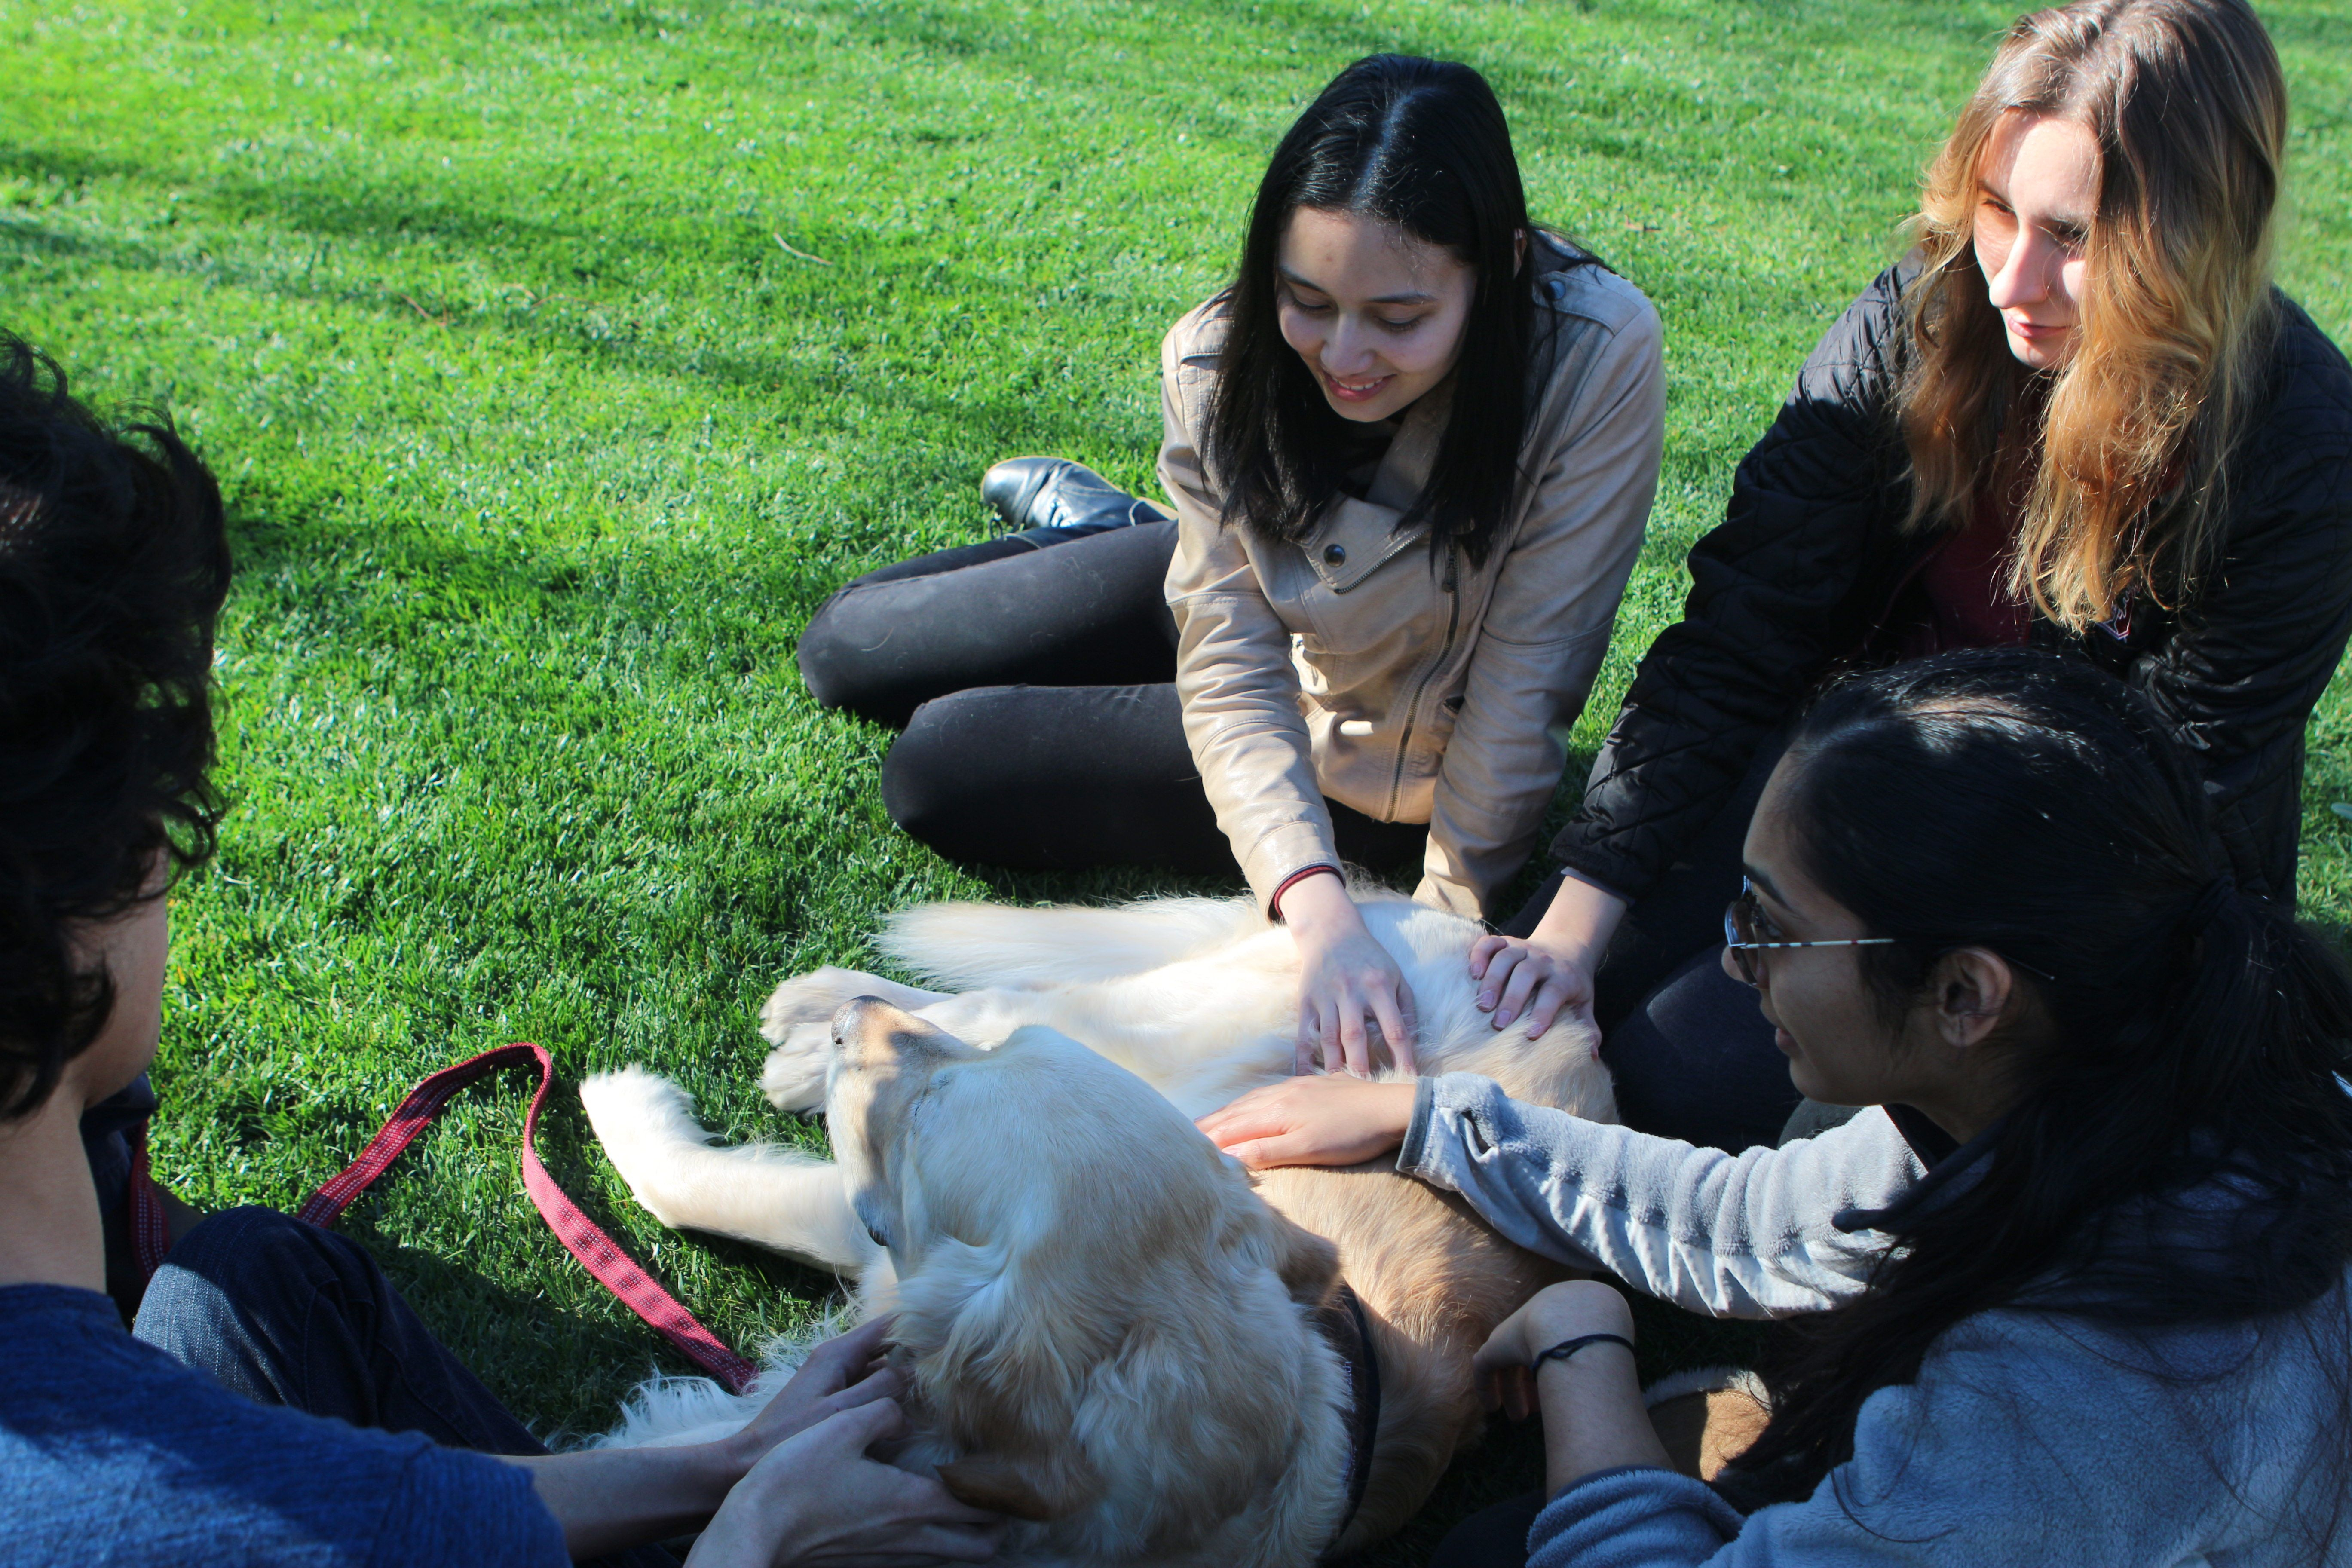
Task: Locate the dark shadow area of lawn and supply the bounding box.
[0,220,1129,473]
[325,1088,860,1436]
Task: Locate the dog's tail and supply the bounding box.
[877,894,1265,987]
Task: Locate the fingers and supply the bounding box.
[1370,985,1412,1080]
[1468,932,1507,982]
[1524,974,1590,1040]
[1523,980,1563,1039]
[1392,980,1420,1077]
[1219,1133,1309,1171]
[1194,1095,1293,1153]
[816,1314,895,1371]
[1502,1365,1533,1422]
[1476,944,1526,1016]
[820,1394,910,1454]
[1491,950,1550,1032]
[828,1364,906,1414]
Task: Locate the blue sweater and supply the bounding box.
[1397,1074,2352,1565]
[0,1284,566,1568]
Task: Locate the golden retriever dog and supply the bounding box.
[581,889,1615,1565]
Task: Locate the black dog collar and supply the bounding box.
[1310,1284,1383,1561]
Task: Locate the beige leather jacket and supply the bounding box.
[1158,246,1663,918]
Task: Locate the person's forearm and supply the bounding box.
[1275,865,1356,933]
[1536,1341,1672,1497]
[510,1442,747,1560]
[1531,873,1626,961]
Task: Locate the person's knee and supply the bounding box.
[882,695,991,851]
[137,1206,372,1341]
[793,588,873,713]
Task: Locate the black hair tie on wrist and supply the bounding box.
[1530,1332,1635,1371]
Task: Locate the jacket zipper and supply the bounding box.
[1386,545,1460,819]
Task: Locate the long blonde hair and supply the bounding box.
[1898,0,2286,631]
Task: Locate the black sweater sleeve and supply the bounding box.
[2124,300,2352,904]
[1549,266,1917,903]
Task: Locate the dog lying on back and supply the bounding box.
[582,890,1617,1565]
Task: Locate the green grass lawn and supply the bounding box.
[6,0,2348,1556]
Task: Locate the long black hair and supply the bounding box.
[0,334,229,1119]
[1203,55,1575,568]
[1724,649,2352,1524]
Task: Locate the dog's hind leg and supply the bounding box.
[581,1067,881,1274]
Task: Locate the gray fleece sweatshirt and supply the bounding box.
[1398,1073,2351,1566]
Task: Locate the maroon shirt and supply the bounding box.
[1898,483,2034,657]
[1893,380,2045,659]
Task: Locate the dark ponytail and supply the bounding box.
[1204,54,1583,568]
[1724,649,2352,1519]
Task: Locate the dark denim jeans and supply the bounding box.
[135,1205,675,1567]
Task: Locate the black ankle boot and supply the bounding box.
[981,456,1162,543]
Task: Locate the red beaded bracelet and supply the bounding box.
[1269,863,1343,919]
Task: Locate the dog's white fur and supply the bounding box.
[582,891,1616,1565]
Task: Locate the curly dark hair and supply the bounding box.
[0,332,230,1120]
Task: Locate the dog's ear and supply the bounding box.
[1267,1209,1341,1308]
[937,1452,1095,1521]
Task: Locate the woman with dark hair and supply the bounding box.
[1464,0,2352,1154]
[798,54,1664,1074]
[1201,647,2352,1564]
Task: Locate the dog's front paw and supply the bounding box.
[581,1066,714,1229]
[759,1024,835,1112]
[759,966,892,1043]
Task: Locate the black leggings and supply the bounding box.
[796,522,1424,878]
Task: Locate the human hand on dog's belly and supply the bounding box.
[1277,872,1421,1076]
[1197,1075,1418,1169]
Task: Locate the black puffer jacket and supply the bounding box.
[1553,263,2352,906]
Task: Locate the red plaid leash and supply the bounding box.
[292,1041,761,1394]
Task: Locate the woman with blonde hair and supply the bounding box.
[1473,0,2352,1152]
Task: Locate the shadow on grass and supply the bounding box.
[342,1188,854,1438]
[0,198,1141,473]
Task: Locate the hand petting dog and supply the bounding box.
[1276,870,1421,1077]
[1197,1076,1418,1170]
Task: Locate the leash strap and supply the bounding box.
[294,1041,761,1395]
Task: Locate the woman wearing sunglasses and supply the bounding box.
[1467,0,2352,1154]
[1200,647,2352,1565]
